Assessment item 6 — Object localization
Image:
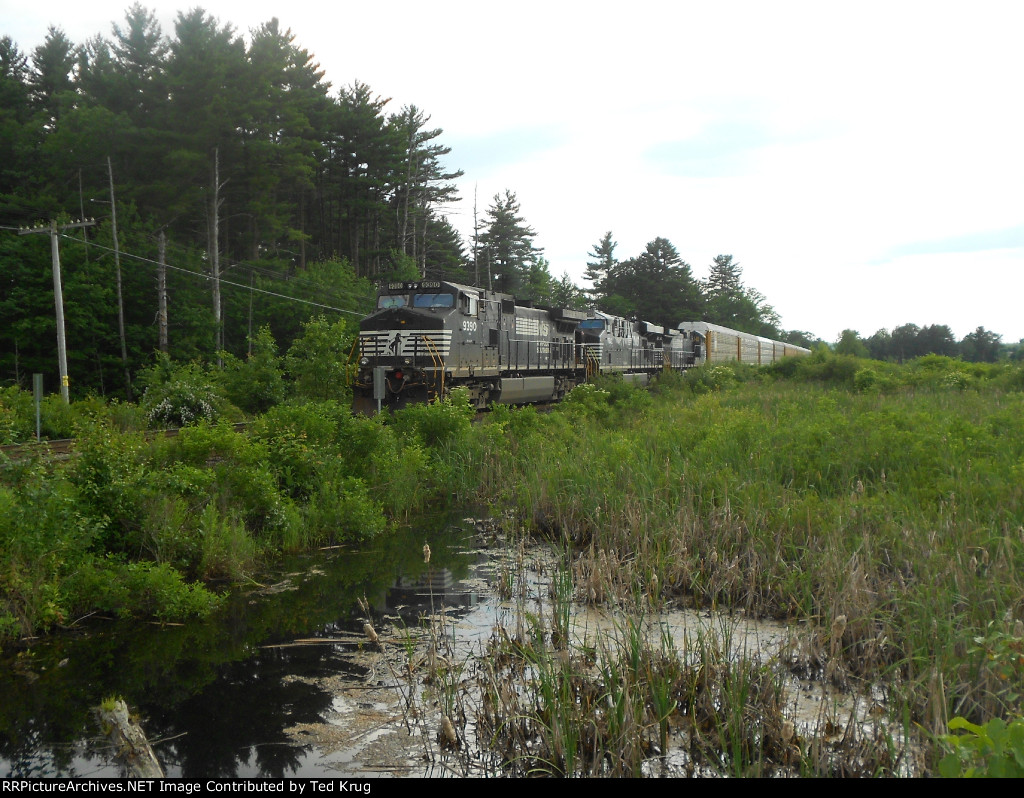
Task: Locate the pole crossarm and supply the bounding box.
[18,218,97,235]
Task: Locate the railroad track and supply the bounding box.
[0,422,250,461]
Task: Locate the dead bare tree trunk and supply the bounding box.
[94,699,164,778]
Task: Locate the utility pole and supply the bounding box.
[18,218,96,404]
[209,146,225,364]
[472,184,480,287]
[157,230,168,353]
[108,156,132,399]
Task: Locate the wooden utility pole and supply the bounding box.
[108,156,132,399]
[209,146,226,365]
[157,230,168,353]
[18,218,96,403]
[472,184,480,287]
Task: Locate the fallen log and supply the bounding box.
[94,698,165,778]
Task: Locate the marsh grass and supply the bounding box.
[455,370,1024,772]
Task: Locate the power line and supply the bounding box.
[66,235,370,317]
[150,235,379,307]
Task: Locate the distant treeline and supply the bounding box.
[835,324,1019,363]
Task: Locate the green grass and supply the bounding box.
[461,365,1024,748]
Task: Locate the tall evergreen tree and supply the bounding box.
[600,237,702,327]
[479,190,541,295]
[702,254,780,336]
[584,231,616,300]
[110,3,169,122]
[890,323,922,362]
[243,18,330,264]
[0,37,33,211]
[28,26,76,130]
[420,214,469,283]
[391,105,462,275]
[960,326,1002,362]
[705,254,743,296]
[322,81,403,275]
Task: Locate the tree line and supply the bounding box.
[835,324,1018,364]
[0,6,466,396]
[3,5,1015,401]
[0,4,805,400]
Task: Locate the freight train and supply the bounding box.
[351,279,809,414]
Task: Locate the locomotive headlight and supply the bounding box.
[359,357,369,366]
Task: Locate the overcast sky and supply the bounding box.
[5,1,1023,343]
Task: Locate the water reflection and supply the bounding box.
[0,516,484,778]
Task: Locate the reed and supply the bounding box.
[451,370,1024,771]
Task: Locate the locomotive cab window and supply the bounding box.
[459,293,478,316]
[413,293,454,309]
[377,295,408,309]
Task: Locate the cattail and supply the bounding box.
[423,543,431,564]
[440,715,458,746]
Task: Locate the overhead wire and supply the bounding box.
[68,235,369,317]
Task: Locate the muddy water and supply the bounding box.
[0,516,899,778]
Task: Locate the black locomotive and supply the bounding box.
[351,279,808,414]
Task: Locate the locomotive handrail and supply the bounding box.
[420,333,446,402]
[344,336,360,387]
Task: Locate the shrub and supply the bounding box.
[939,716,1024,777]
[686,364,738,394]
[67,423,151,554]
[285,316,354,402]
[0,386,33,444]
[220,326,286,414]
[138,355,226,428]
[68,559,221,621]
[391,388,475,448]
[305,471,386,544]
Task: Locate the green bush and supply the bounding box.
[251,401,346,498]
[138,354,232,428]
[391,388,475,448]
[220,326,286,414]
[305,471,386,544]
[68,559,221,622]
[793,351,862,387]
[67,423,151,554]
[285,315,354,402]
[686,364,738,394]
[0,386,33,444]
[939,716,1024,777]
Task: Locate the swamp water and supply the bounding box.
[0,516,912,778]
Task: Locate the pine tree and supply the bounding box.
[584,231,616,300]
[479,190,541,295]
[705,254,743,297]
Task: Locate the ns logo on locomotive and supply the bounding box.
[351,280,809,414]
